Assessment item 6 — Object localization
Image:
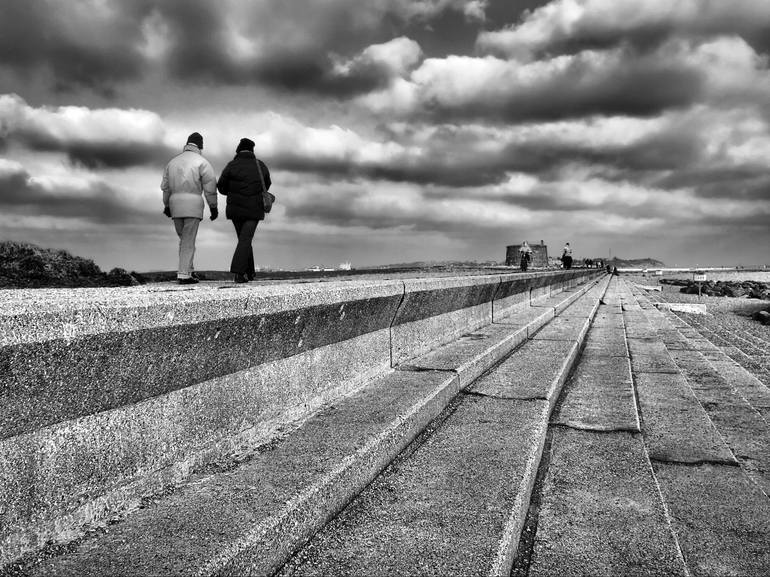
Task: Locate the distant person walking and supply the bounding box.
[161,132,218,285]
[217,138,272,283]
[561,242,573,270]
[519,241,533,272]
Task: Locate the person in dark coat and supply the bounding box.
[217,138,272,283]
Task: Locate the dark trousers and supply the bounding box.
[230,219,258,275]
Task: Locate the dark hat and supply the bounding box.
[237,137,255,152]
[186,132,203,149]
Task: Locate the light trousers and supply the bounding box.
[173,217,201,279]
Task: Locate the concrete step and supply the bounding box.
[527,428,687,577]
[275,278,611,576]
[12,277,609,576]
[521,279,689,577]
[630,288,770,496]
[625,283,770,576]
[520,279,770,577]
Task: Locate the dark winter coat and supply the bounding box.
[216,151,272,221]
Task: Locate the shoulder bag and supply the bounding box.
[256,159,275,213]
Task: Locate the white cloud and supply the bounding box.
[477,0,770,61]
[0,93,167,149]
[344,37,423,77]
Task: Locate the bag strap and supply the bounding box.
[255,158,267,194]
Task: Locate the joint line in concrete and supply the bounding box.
[388,280,407,368]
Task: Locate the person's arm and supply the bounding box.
[200,159,218,208]
[217,164,230,196]
[161,164,171,207]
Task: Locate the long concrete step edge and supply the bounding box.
[442,277,608,389]
[203,276,610,575]
[487,276,613,577]
[11,276,609,576]
[271,276,613,577]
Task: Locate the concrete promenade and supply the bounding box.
[2,274,769,576]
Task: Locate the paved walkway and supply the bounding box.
[10,277,769,577]
[280,278,770,577]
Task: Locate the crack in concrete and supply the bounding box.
[462,390,546,403]
[649,456,740,468]
[549,422,642,435]
[394,365,455,373]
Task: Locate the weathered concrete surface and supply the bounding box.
[552,353,640,433]
[529,428,686,577]
[277,396,551,577]
[21,370,462,576]
[581,327,628,356]
[493,274,537,319]
[666,350,770,495]
[634,372,736,464]
[0,270,602,566]
[531,315,591,343]
[0,335,392,564]
[470,339,578,407]
[399,321,529,388]
[654,462,770,577]
[390,275,498,365]
[654,302,707,314]
[708,358,770,419]
[1,282,405,439]
[627,338,681,374]
[493,304,554,337]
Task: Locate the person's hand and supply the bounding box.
[163,206,171,218]
[210,206,218,221]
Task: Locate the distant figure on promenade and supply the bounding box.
[217,138,272,283]
[519,241,533,272]
[561,242,573,269]
[161,132,218,285]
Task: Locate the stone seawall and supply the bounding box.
[0,269,601,564]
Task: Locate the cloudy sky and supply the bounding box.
[1,0,769,271]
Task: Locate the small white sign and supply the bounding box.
[694,273,707,282]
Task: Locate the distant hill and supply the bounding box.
[0,241,139,288]
[606,257,666,268]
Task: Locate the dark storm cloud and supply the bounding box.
[0,163,150,223]
[149,0,421,96]
[17,134,174,169]
[283,191,408,230]
[272,151,506,188]
[406,51,706,124]
[655,165,770,201]
[0,0,148,93]
[270,117,705,190]
[0,0,422,97]
[500,130,701,176]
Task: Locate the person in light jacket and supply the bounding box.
[161,132,218,284]
[217,137,271,283]
[519,241,533,272]
[561,242,573,270]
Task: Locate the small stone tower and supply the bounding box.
[505,240,549,268]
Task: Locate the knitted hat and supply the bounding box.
[237,137,255,152]
[186,132,204,149]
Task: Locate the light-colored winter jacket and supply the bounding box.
[161,144,217,219]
